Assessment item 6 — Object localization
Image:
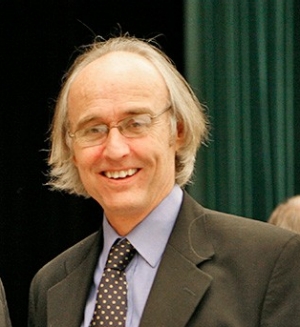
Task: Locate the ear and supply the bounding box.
[175,121,185,151]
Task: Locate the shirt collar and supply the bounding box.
[102,185,183,268]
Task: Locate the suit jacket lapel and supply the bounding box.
[47,232,102,327]
[45,192,213,327]
[140,192,214,327]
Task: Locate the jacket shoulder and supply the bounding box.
[182,192,300,251]
[31,232,100,290]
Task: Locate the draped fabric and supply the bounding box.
[184,0,296,221]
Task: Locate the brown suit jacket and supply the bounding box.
[28,192,300,326]
[0,279,12,327]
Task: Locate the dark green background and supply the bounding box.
[186,1,299,221]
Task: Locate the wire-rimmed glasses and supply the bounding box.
[68,106,171,148]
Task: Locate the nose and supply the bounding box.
[102,127,130,160]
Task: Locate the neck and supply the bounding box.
[105,214,146,236]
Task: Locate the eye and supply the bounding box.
[81,125,107,137]
[125,115,152,131]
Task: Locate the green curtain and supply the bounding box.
[184,0,295,221]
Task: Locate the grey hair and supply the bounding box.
[48,35,209,197]
[268,195,300,234]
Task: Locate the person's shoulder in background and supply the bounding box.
[0,278,12,327]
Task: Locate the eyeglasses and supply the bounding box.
[68,106,171,147]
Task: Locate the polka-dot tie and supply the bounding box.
[89,238,136,327]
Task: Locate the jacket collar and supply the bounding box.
[46,192,214,327]
[140,192,214,327]
[47,233,102,327]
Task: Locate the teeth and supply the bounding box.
[105,169,137,179]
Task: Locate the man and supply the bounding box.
[28,36,300,327]
[0,279,12,327]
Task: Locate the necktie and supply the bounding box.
[89,238,136,327]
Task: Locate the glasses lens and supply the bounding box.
[78,124,108,145]
[74,113,155,147]
[122,114,152,137]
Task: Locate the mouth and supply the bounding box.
[102,168,139,179]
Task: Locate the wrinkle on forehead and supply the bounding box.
[69,51,168,99]
[67,51,170,128]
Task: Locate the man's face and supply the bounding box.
[68,51,182,224]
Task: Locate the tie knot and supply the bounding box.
[105,238,136,271]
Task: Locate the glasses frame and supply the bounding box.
[68,105,172,147]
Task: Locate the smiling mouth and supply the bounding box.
[103,168,138,179]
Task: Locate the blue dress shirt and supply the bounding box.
[81,185,183,327]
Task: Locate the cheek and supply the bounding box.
[72,147,100,169]
[149,127,176,153]
[149,137,177,169]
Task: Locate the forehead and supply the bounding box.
[67,51,169,122]
[71,51,167,91]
